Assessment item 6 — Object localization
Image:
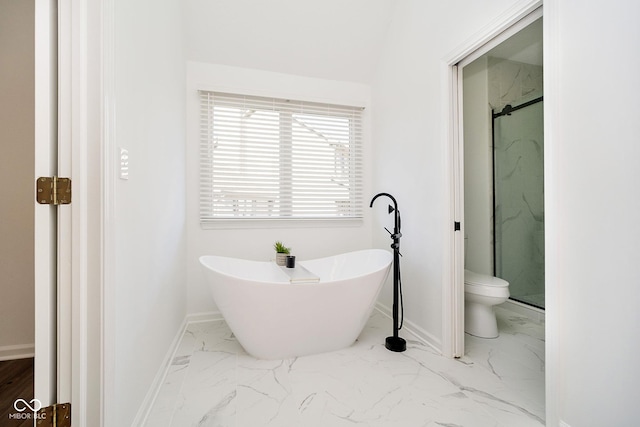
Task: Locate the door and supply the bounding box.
[34,0,58,406]
[35,0,74,407]
[33,0,84,420]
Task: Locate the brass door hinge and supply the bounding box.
[37,403,71,427]
[36,176,72,205]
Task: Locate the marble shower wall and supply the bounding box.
[488,57,543,112]
[489,58,545,307]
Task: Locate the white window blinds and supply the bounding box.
[199,91,364,222]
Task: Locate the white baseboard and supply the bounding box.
[0,344,35,361]
[131,317,189,427]
[185,310,223,324]
[133,312,223,426]
[374,302,442,354]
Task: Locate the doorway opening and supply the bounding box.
[462,15,544,311]
[455,10,545,420]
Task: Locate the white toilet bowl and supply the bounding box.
[464,270,510,338]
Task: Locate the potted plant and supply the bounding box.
[274,241,291,266]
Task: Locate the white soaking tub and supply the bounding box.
[199,249,392,359]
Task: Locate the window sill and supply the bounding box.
[200,217,364,230]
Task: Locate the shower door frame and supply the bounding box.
[491,96,545,309]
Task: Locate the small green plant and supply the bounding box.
[273,241,291,254]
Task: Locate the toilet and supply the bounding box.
[464,269,510,338]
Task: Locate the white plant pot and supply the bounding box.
[275,253,287,266]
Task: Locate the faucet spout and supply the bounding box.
[369,192,397,211]
[370,192,400,234]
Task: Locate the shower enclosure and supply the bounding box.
[492,97,544,309]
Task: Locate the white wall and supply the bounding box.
[186,62,373,315]
[0,0,35,359]
[109,0,187,425]
[550,1,640,425]
[184,0,394,84]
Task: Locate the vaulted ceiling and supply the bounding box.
[185,0,396,84]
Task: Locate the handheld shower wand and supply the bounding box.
[370,192,406,353]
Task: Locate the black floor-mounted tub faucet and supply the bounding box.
[370,192,406,353]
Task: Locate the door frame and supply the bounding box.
[442,0,542,359]
[60,0,106,424]
[67,0,108,424]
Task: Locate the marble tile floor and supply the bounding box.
[145,306,545,427]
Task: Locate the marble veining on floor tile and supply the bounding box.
[144,306,544,427]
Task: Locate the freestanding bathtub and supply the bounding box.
[199,249,392,359]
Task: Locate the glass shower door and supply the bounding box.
[493,98,545,309]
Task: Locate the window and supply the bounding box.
[199,91,363,223]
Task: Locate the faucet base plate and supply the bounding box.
[385,336,406,352]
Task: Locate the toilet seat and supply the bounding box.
[464,270,509,298]
[464,270,509,287]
